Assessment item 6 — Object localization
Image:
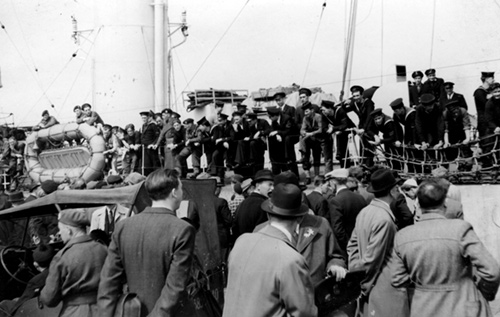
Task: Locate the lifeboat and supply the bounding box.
[25,123,106,184]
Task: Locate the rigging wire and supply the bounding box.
[340,0,358,101]
[60,28,102,111]
[172,50,190,105]
[429,0,437,66]
[15,53,76,126]
[141,26,155,93]
[176,0,250,102]
[0,19,54,106]
[302,1,327,85]
[380,0,384,86]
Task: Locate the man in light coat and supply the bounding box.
[97,169,196,317]
[347,168,409,317]
[223,183,316,317]
[391,180,500,317]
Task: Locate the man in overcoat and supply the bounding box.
[347,168,409,317]
[326,168,367,254]
[232,169,274,240]
[391,180,500,317]
[40,209,107,317]
[223,183,316,317]
[98,169,196,317]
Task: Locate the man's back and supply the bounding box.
[223,225,316,317]
[98,207,195,317]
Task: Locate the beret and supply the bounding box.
[59,208,90,227]
[420,93,435,105]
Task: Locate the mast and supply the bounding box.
[339,0,358,102]
[153,0,166,113]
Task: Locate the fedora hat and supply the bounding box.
[261,183,309,217]
[274,171,307,191]
[367,169,398,193]
[8,191,24,203]
[252,169,274,184]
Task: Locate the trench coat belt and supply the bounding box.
[414,283,458,291]
[64,291,98,306]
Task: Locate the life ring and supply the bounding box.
[25,123,106,184]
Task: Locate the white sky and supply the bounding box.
[1,0,500,127]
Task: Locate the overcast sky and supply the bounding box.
[2,0,500,127]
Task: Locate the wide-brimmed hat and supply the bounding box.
[367,169,398,193]
[325,168,349,181]
[8,191,24,203]
[252,169,274,184]
[274,171,307,190]
[261,183,309,217]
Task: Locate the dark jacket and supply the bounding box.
[232,192,268,241]
[215,197,232,249]
[393,107,416,145]
[422,77,445,101]
[343,98,375,130]
[439,92,468,111]
[415,104,445,145]
[366,115,402,145]
[409,83,424,107]
[328,188,368,252]
[140,121,159,145]
[484,97,500,135]
[98,207,196,317]
[280,104,296,122]
[306,191,330,221]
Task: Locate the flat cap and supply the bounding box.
[266,106,281,115]
[298,87,312,96]
[425,68,436,76]
[412,70,424,78]
[389,98,404,109]
[59,208,90,227]
[444,81,454,88]
[350,85,364,94]
[420,93,435,105]
[8,192,24,203]
[370,108,384,117]
[321,100,335,109]
[325,168,349,180]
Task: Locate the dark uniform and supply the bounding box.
[267,107,299,176]
[140,115,160,176]
[238,113,271,173]
[176,121,197,177]
[415,95,445,147]
[422,69,445,101]
[483,93,500,165]
[391,99,418,172]
[211,114,233,180]
[443,101,472,161]
[321,101,351,170]
[392,105,416,145]
[474,86,490,139]
[408,70,424,107]
[122,128,141,175]
[366,109,403,170]
[228,114,251,168]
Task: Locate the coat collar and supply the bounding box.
[142,206,176,217]
[61,234,93,255]
[296,214,321,253]
[418,212,446,222]
[370,199,396,222]
[257,224,296,250]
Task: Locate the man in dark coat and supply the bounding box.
[140,111,160,175]
[295,87,320,130]
[391,98,416,146]
[422,68,445,101]
[274,91,296,122]
[321,101,352,168]
[408,70,424,107]
[366,108,403,170]
[267,107,299,176]
[98,169,196,317]
[227,111,250,168]
[443,100,472,161]
[232,169,274,241]
[474,71,495,138]
[307,175,330,220]
[41,209,107,317]
[81,103,105,127]
[122,123,141,175]
[211,113,233,181]
[343,85,375,166]
[415,93,445,150]
[439,81,468,111]
[325,169,367,253]
[241,113,271,173]
[483,82,500,165]
[300,103,324,181]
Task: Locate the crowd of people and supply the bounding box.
[2,68,500,189]
[0,164,498,317]
[0,68,500,316]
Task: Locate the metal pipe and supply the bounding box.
[153,0,166,113]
